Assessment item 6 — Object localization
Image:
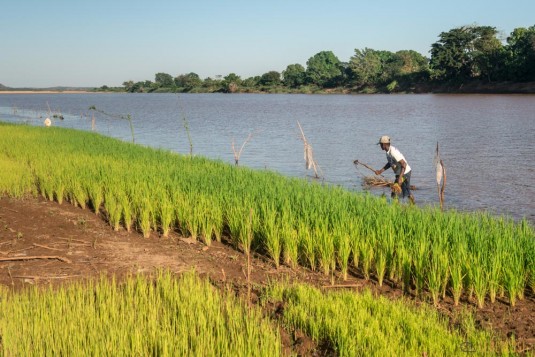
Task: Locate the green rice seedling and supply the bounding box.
[171,190,187,236]
[119,189,133,232]
[336,232,351,281]
[348,219,361,272]
[198,195,215,245]
[136,197,153,238]
[281,213,298,268]
[375,249,387,287]
[68,178,88,209]
[503,250,525,307]
[360,238,374,281]
[470,254,489,308]
[37,173,55,202]
[412,236,428,297]
[211,201,224,243]
[157,189,174,238]
[449,251,465,306]
[398,247,412,294]
[104,188,122,231]
[298,221,316,271]
[185,196,202,240]
[53,176,66,204]
[315,221,335,276]
[260,202,281,267]
[488,253,502,304]
[227,203,255,255]
[427,245,449,306]
[86,181,104,214]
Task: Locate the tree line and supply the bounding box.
[114,24,535,94]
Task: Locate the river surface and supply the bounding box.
[1,93,534,222]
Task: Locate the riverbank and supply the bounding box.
[0,90,93,94]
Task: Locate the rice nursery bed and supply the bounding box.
[0,122,534,355]
[0,270,519,356]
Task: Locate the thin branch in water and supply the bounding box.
[231,131,258,166]
[297,120,322,179]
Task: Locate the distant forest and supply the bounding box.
[109,24,535,94]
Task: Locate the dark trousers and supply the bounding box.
[394,171,412,198]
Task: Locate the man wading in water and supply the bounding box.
[374,135,415,204]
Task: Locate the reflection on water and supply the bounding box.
[1,93,534,222]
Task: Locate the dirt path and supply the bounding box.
[0,196,533,353]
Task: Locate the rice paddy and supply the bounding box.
[0,122,533,355]
[0,122,533,309]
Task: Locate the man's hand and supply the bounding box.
[374,169,381,176]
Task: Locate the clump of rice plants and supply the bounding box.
[0,271,282,356]
[263,282,515,357]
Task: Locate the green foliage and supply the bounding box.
[282,63,306,88]
[264,283,514,356]
[174,72,202,91]
[504,25,535,81]
[154,72,174,87]
[0,271,282,356]
[305,51,343,88]
[259,71,281,86]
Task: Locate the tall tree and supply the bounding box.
[222,73,242,93]
[155,72,174,87]
[174,73,202,91]
[348,48,384,87]
[259,71,281,86]
[430,26,477,81]
[282,64,306,88]
[505,25,535,81]
[305,51,342,88]
[430,25,504,82]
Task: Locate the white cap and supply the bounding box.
[377,135,390,145]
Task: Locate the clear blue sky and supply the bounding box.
[1,0,534,88]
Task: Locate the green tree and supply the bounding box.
[305,51,342,88]
[470,26,503,81]
[504,25,535,81]
[430,25,504,82]
[154,72,174,87]
[220,73,242,93]
[430,26,477,80]
[259,71,281,86]
[348,48,384,87]
[282,64,306,88]
[241,76,261,88]
[174,73,202,91]
[122,80,135,92]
